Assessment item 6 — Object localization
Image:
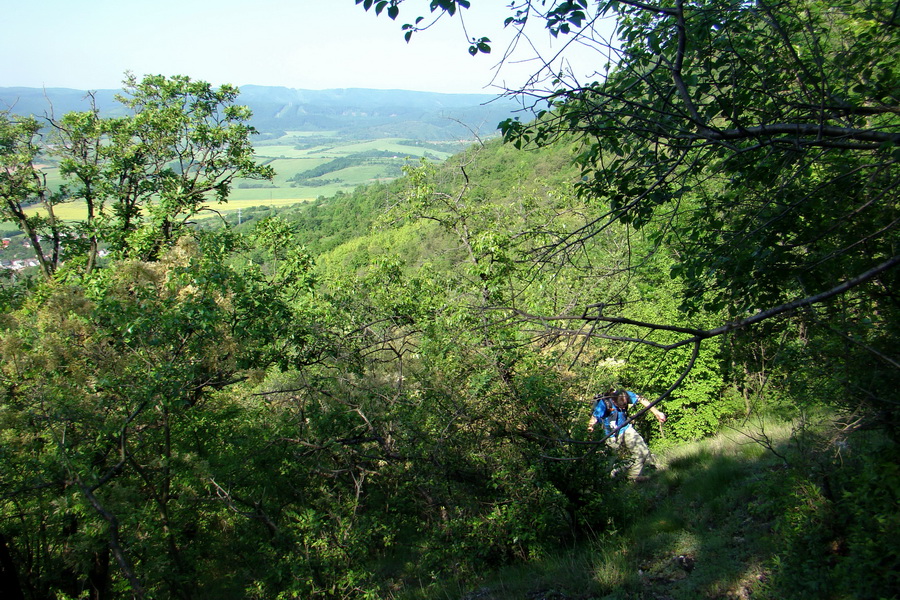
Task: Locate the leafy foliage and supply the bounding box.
[2,74,273,279]
[0,230,316,597]
[2,1,899,594]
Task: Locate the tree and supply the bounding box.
[0,75,307,597]
[2,73,274,279]
[98,74,274,261]
[0,225,323,598]
[359,0,900,428]
[0,112,62,280]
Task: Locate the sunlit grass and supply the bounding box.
[22,202,89,221]
[20,195,315,225]
[402,418,796,600]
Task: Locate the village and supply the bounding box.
[0,236,40,271]
[0,236,109,271]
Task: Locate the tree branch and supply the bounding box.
[694,123,900,147]
[503,254,900,350]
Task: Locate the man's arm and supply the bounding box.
[636,395,667,423]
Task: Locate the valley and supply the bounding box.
[0,84,519,225]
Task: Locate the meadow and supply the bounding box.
[12,131,469,228]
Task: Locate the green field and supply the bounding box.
[18,130,463,223]
[254,145,326,159]
[203,131,457,208]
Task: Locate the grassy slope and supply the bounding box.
[268,134,897,600]
[280,157,797,599]
[402,419,893,600]
[402,421,783,600]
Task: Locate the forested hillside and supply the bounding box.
[1,1,898,599]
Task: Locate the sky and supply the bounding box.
[1,0,616,95]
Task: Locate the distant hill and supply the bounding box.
[0,87,126,118]
[0,85,524,141]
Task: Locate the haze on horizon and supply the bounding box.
[1,0,614,96]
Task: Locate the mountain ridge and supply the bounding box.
[0,84,523,141]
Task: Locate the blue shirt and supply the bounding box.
[592,391,639,435]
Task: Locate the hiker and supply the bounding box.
[587,389,666,480]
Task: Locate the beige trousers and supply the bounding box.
[606,426,655,479]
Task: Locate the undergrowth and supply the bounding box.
[398,418,899,600]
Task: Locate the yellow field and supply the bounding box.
[21,196,314,223]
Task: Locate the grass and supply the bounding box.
[254,144,331,159]
[262,157,333,179]
[401,418,798,600]
[326,139,454,159]
[20,194,314,221]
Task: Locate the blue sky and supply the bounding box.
[2,0,613,94]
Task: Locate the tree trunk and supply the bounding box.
[87,546,111,600]
[0,533,25,600]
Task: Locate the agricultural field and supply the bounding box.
[16,130,476,227]
[213,131,467,207]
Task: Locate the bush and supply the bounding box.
[761,431,900,600]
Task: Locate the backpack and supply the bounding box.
[593,392,629,435]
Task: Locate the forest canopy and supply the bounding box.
[360,0,900,427]
[0,0,898,598]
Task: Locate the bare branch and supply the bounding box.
[502,254,900,351]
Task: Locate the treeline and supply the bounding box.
[287,150,410,186]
